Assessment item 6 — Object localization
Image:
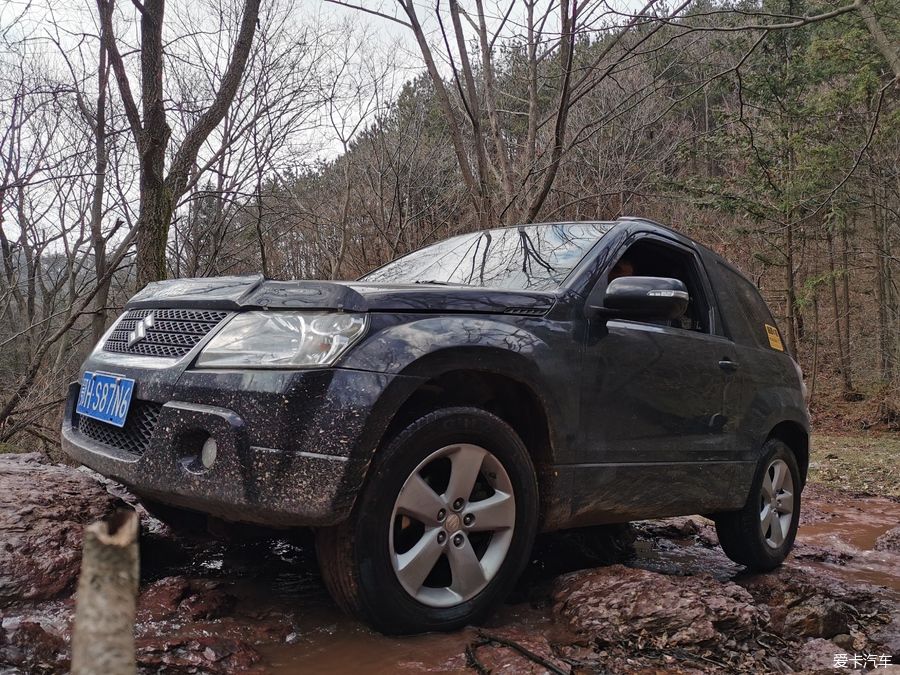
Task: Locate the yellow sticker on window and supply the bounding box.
[765,324,784,351]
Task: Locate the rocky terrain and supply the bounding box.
[1,451,898,674]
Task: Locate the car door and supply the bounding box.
[569,233,740,524]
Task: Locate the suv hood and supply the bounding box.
[126,275,555,315]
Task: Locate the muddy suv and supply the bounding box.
[62,218,809,634]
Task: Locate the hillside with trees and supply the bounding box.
[0,0,898,450]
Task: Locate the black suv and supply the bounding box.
[62,218,809,634]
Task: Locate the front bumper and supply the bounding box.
[62,367,416,526]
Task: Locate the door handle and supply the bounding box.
[718,359,740,372]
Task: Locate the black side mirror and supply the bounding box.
[590,276,689,320]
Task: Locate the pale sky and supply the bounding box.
[0,0,659,247]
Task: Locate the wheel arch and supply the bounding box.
[368,349,564,528]
[767,420,810,485]
[385,366,554,466]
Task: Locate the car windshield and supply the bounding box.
[360,223,613,291]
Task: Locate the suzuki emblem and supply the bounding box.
[128,313,155,347]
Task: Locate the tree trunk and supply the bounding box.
[873,188,893,383]
[827,230,852,393]
[133,0,171,290]
[71,510,139,675]
[135,182,174,289]
[857,0,900,82]
[100,0,261,290]
[91,42,111,344]
[255,179,269,278]
[784,219,798,355]
[840,218,852,360]
[809,293,820,406]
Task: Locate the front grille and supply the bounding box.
[104,308,228,358]
[74,398,163,456]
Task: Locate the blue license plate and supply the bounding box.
[76,371,135,428]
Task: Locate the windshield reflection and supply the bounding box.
[361,223,612,291]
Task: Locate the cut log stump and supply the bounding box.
[71,509,139,675]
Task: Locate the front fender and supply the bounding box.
[339,313,578,462]
[340,314,552,377]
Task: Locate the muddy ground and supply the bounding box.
[1,445,899,674]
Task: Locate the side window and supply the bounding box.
[715,262,783,350]
[608,238,712,334]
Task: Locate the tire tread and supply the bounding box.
[715,438,801,572]
[315,406,538,634]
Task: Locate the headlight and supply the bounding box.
[194,311,367,369]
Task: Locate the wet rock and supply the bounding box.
[634,516,720,549]
[637,517,699,538]
[875,526,900,552]
[133,610,290,673]
[472,628,571,674]
[552,565,764,647]
[0,453,124,605]
[0,619,69,672]
[137,576,236,623]
[553,642,602,669]
[872,611,900,661]
[178,582,236,621]
[833,633,855,650]
[738,566,880,636]
[519,524,635,591]
[136,633,262,674]
[397,652,468,672]
[792,542,855,565]
[137,576,191,622]
[784,595,854,639]
[793,638,842,672]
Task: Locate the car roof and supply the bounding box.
[435,217,757,290]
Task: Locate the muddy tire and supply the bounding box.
[315,407,539,634]
[714,438,801,571]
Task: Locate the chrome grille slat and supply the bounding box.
[103,308,228,358]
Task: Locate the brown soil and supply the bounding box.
[1,453,898,674]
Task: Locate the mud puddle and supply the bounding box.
[630,498,900,596]
[795,497,900,592]
[141,530,575,674]
[136,495,899,673]
[258,603,564,674]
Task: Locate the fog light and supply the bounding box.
[201,438,218,469]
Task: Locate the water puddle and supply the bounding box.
[795,497,900,592]
[139,496,899,672]
[259,603,564,675]
[629,498,900,594]
[141,530,571,674]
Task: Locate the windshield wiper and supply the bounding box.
[413,279,459,285]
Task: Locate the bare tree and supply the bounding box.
[98,0,261,288]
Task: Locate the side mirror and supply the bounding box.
[591,276,689,320]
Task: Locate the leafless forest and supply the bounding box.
[1,0,898,451]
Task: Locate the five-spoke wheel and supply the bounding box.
[316,407,538,634]
[759,457,794,549]
[390,443,516,606]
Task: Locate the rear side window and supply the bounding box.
[715,262,785,352]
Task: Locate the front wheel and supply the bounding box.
[316,407,539,634]
[715,438,801,571]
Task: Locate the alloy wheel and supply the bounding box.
[389,443,515,608]
[759,457,794,549]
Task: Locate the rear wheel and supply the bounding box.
[715,438,801,571]
[316,407,539,634]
